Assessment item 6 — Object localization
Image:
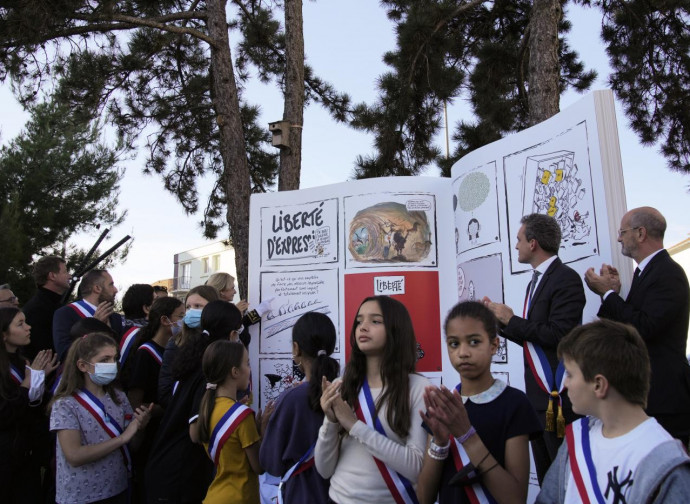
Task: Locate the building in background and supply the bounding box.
[173,241,238,298]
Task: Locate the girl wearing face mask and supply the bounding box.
[120,296,184,501]
[158,285,219,408]
[49,332,152,504]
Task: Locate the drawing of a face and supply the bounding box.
[354,300,386,356]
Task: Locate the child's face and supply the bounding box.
[354,300,387,357]
[3,312,31,351]
[235,347,252,391]
[445,316,497,381]
[563,357,595,416]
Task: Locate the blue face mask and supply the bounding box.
[171,319,184,336]
[183,309,203,328]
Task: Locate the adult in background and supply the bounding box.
[153,285,169,298]
[0,284,20,308]
[585,206,690,445]
[23,256,71,359]
[52,269,123,361]
[122,283,155,329]
[483,213,585,483]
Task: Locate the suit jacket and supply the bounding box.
[598,249,690,417]
[22,287,63,359]
[501,257,586,413]
[52,303,124,361]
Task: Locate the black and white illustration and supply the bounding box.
[344,193,437,268]
[457,253,508,364]
[259,269,340,354]
[452,162,500,255]
[504,121,599,274]
[260,198,339,267]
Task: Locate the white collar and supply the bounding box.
[461,378,507,404]
[636,249,664,273]
[534,255,558,275]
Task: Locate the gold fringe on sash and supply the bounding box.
[545,390,561,433]
[557,403,565,438]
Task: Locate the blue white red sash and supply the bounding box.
[72,388,132,472]
[138,341,163,365]
[523,341,566,398]
[207,400,253,466]
[9,363,23,385]
[69,300,96,318]
[277,443,315,504]
[450,384,497,504]
[118,327,140,365]
[355,379,420,504]
[565,417,605,504]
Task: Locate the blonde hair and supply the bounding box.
[205,272,234,293]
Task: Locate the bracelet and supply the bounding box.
[475,451,491,469]
[427,438,451,460]
[456,425,477,444]
[481,461,500,475]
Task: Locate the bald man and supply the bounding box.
[585,206,690,445]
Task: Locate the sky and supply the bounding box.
[1,1,688,295]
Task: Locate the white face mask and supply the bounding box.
[87,362,118,385]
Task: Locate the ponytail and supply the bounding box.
[309,351,339,413]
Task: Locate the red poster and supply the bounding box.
[344,271,442,372]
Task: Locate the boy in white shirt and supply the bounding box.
[537,319,690,503]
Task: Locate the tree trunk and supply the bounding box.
[527,0,561,126]
[206,0,252,299]
[278,0,305,191]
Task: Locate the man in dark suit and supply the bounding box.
[484,213,585,483]
[585,206,690,445]
[52,269,124,360]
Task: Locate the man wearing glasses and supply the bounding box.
[0,284,19,308]
[584,207,690,446]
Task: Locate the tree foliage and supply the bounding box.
[0,98,125,300]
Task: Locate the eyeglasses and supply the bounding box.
[0,296,18,304]
[617,227,640,237]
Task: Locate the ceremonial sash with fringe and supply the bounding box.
[355,379,420,504]
[72,388,132,472]
[207,401,253,466]
[118,327,140,365]
[565,417,605,504]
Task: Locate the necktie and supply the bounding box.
[629,267,641,296]
[524,270,541,317]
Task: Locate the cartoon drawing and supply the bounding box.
[452,162,500,254]
[345,197,437,266]
[260,358,300,406]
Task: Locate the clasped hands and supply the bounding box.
[584,263,621,296]
[419,385,472,444]
[320,376,358,432]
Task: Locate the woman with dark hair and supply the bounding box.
[0,307,59,503]
[260,312,340,504]
[158,285,219,408]
[145,299,243,504]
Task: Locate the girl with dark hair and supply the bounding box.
[192,340,262,503]
[260,311,340,504]
[49,332,151,504]
[315,295,430,504]
[158,285,219,408]
[145,298,242,504]
[1,307,58,503]
[416,301,540,504]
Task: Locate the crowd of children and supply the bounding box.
[2,287,689,504]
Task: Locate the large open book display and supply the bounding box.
[247,90,630,419]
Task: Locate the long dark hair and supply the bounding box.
[201,301,242,341]
[340,296,417,438]
[292,312,339,412]
[197,340,247,443]
[0,307,23,399]
[120,296,182,386]
[50,332,121,409]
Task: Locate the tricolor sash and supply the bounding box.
[355,379,420,504]
[69,300,96,318]
[138,342,163,365]
[207,401,253,466]
[72,388,132,472]
[9,363,23,385]
[565,417,605,504]
[118,327,140,365]
[277,443,315,504]
[523,341,567,435]
[450,384,497,504]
